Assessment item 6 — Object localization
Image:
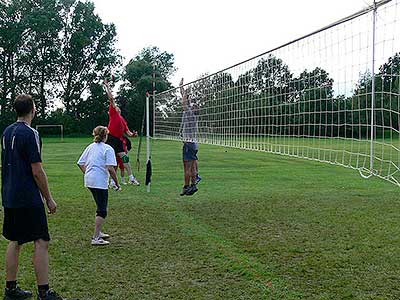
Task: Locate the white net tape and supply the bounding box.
[154,0,400,186]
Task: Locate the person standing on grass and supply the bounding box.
[103,79,140,186]
[1,94,66,300]
[77,126,119,246]
[179,78,201,196]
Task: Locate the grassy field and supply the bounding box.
[0,137,399,299]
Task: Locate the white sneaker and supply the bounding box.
[91,237,110,246]
[99,231,110,239]
[129,177,140,186]
[121,180,128,185]
[109,180,117,189]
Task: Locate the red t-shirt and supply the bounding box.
[108,104,125,138]
[121,117,130,134]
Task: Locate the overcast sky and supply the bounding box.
[92,0,374,86]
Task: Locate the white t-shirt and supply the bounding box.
[77,142,117,190]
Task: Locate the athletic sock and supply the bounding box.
[6,280,17,290]
[38,284,49,299]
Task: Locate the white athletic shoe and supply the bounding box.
[109,180,117,189]
[99,231,110,239]
[91,237,110,246]
[129,177,140,186]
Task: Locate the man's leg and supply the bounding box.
[5,241,21,282]
[186,161,198,196]
[191,161,198,185]
[4,241,33,299]
[33,239,49,286]
[184,161,191,186]
[118,152,139,185]
[180,161,192,196]
[33,239,50,299]
[189,161,197,185]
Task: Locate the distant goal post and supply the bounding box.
[35,125,64,142]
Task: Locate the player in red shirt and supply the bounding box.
[104,80,140,186]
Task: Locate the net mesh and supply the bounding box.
[154,0,400,186]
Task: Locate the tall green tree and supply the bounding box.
[121,46,176,133]
[57,0,121,115]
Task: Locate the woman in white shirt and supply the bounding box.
[77,126,120,246]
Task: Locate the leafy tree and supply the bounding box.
[122,46,176,133]
[57,0,121,115]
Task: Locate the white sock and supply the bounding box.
[129,175,135,180]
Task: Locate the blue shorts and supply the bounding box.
[183,142,198,161]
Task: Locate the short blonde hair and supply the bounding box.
[92,126,109,143]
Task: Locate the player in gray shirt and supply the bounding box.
[179,78,201,196]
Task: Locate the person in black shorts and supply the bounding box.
[1,95,66,300]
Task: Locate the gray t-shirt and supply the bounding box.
[181,105,198,143]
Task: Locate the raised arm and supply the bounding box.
[180,78,188,110]
[104,79,117,108]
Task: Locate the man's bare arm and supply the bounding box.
[31,162,57,214]
[180,78,188,110]
[104,79,117,108]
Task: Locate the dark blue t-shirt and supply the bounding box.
[1,122,43,208]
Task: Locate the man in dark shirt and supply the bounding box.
[1,94,65,300]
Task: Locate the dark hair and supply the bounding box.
[93,126,109,143]
[14,94,34,117]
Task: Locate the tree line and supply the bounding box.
[0,0,176,135]
[158,53,399,140]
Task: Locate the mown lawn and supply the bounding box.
[0,137,399,299]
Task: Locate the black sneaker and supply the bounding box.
[37,290,64,300]
[186,184,198,196]
[4,287,33,299]
[180,185,191,196]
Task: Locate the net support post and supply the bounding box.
[370,0,377,173]
[146,93,151,193]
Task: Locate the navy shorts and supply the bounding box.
[183,142,198,161]
[88,188,108,218]
[3,205,50,245]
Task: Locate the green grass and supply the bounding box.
[1,137,400,299]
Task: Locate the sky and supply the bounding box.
[91,0,376,86]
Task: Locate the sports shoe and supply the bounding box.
[99,231,110,239]
[195,174,202,185]
[121,178,128,185]
[109,180,117,189]
[129,177,140,186]
[4,287,32,299]
[180,185,191,196]
[37,290,64,300]
[186,184,198,196]
[91,237,110,246]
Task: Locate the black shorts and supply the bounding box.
[3,205,50,245]
[106,134,124,154]
[125,137,132,152]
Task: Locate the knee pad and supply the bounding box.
[96,210,107,219]
[121,154,130,163]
